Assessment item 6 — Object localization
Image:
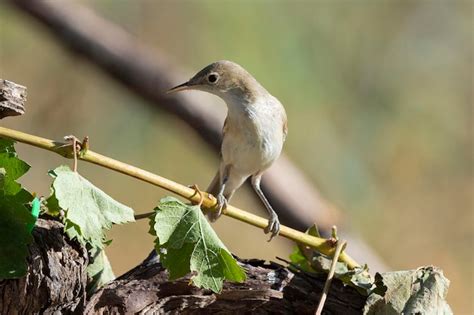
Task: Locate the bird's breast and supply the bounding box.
[221,99,284,175]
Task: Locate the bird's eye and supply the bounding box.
[207,73,219,84]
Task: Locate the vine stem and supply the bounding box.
[0,126,360,269]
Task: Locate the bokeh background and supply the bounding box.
[1,0,472,313]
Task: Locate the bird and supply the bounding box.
[167,60,287,240]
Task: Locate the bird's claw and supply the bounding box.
[264,214,280,242]
[216,193,228,217]
[209,193,227,222]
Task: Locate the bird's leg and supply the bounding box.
[214,185,227,220]
[251,174,280,241]
[212,165,231,221]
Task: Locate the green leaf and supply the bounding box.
[48,165,135,248]
[289,226,373,295]
[289,246,315,273]
[0,196,35,278]
[0,139,35,279]
[45,189,61,216]
[336,264,373,296]
[0,138,16,154]
[0,168,5,187]
[149,196,246,293]
[0,139,30,196]
[87,247,115,293]
[309,251,372,295]
[363,266,453,315]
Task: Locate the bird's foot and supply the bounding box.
[208,193,227,222]
[264,213,280,242]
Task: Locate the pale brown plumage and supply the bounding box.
[168,60,287,240]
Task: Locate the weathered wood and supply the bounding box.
[85,258,366,314]
[0,219,366,314]
[0,79,26,119]
[0,219,88,314]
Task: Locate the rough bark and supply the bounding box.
[86,258,366,315]
[0,219,366,314]
[0,79,26,119]
[0,219,88,314]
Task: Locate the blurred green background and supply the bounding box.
[1,0,472,313]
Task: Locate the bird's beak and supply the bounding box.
[166,81,190,94]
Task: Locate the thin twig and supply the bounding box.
[0,126,360,269]
[72,137,78,172]
[134,212,154,220]
[63,135,83,172]
[315,239,347,315]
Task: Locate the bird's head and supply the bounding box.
[167,60,263,103]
